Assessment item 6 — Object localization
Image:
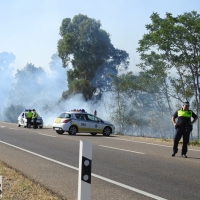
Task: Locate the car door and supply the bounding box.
[22,112,27,125]
[20,113,25,125]
[18,113,23,125]
[75,114,91,132]
[86,114,103,133]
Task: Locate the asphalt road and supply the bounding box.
[0,121,200,200]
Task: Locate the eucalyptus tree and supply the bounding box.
[58,14,129,101]
[137,11,200,139]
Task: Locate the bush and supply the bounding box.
[190,140,200,147]
[115,131,124,135]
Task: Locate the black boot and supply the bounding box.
[171,152,176,157]
[171,150,178,157]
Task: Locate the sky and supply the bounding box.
[1,0,200,73]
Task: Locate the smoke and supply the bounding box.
[0,52,16,119]
[0,52,111,129]
[0,51,189,139]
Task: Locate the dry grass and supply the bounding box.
[0,161,62,200]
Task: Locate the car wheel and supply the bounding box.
[18,123,20,127]
[68,125,77,135]
[23,121,27,128]
[103,127,111,136]
[90,133,97,136]
[56,130,64,134]
[39,126,43,129]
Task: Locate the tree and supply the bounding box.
[7,63,46,109]
[137,11,200,140]
[58,14,129,101]
[109,72,171,137]
[3,104,24,123]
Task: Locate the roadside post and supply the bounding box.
[78,140,92,200]
[0,175,2,198]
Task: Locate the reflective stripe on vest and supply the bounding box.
[177,110,192,118]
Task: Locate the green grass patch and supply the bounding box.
[190,140,200,147]
[115,131,124,135]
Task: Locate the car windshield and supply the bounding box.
[58,113,71,118]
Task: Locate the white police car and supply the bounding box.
[18,109,43,128]
[52,109,115,136]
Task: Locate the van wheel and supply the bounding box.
[69,126,77,135]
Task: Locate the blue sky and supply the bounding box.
[0,0,200,73]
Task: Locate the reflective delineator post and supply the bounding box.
[78,140,92,200]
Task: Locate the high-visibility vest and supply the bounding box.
[26,112,32,118]
[32,111,38,118]
[177,110,192,118]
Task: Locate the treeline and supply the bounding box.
[1,11,200,139]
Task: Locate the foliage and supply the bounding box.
[137,11,200,139]
[109,72,172,137]
[3,104,24,123]
[6,57,67,117]
[115,131,124,135]
[7,63,46,107]
[58,14,129,101]
[190,140,200,146]
[137,11,200,101]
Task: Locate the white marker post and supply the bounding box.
[78,140,92,200]
[0,175,2,198]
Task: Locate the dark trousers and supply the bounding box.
[33,118,37,129]
[173,127,190,155]
[27,118,32,128]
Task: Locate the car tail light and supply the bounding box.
[63,119,71,123]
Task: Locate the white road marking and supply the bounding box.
[38,133,56,137]
[108,137,200,152]
[99,145,145,154]
[0,126,5,128]
[9,128,18,130]
[108,137,171,147]
[0,140,167,200]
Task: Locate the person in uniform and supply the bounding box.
[32,109,38,129]
[26,109,32,128]
[171,101,198,158]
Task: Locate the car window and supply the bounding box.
[75,114,86,120]
[87,114,99,122]
[75,114,80,119]
[59,113,71,118]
